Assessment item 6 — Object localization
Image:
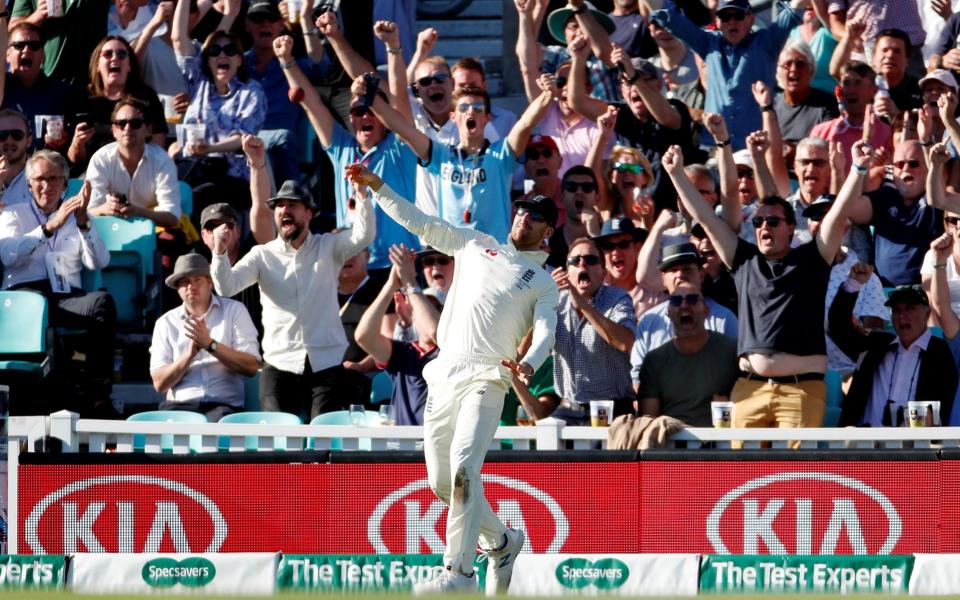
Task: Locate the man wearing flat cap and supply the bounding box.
[150,253,261,420]
[210,178,375,419]
[829,262,958,427]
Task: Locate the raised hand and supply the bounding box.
[661,144,684,174]
[416,27,438,55]
[373,20,400,48]
[847,261,874,285]
[345,162,382,188]
[273,35,294,62]
[241,134,265,164]
[751,80,772,107]
[567,33,590,60]
[938,90,958,125]
[316,11,342,39]
[930,141,952,166]
[500,358,534,385]
[388,243,417,285]
[850,139,875,170]
[537,72,559,98]
[931,232,954,263]
[597,104,618,134]
[829,139,846,174]
[746,130,770,156]
[702,112,729,143]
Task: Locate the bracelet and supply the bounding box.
[387,45,402,55]
[305,27,320,37]
[761,104,774,112]
[279,60,296,70]
[920,140,934,147]
[246,159,266,170]
[41,223,53,238]
[935,263,948,269]
[853,164,868,174]
[405,284,423,295]
[714,140,729,147]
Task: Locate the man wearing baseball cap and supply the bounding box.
[647,0,808,149]
[519,134,564,223]
[210,179,375,419]
[347,163,556,595]
[830,263,957,427]
[150,253,261,420]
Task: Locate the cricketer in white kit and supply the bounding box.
[347,164,559,595]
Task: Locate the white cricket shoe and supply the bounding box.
[481,528,525,596]
[413,567,477,595]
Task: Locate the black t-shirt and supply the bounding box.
[702,269,738,317]
[338,271,388,363]
[889,75,922,115]
[385,340,438,426]
[613,98,693,211]
[547,224,571,270]
[774,88,839,145]
[2,75,83,149]
[731,238,831,357]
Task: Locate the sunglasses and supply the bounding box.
[112,118,144,130]
[516,206,547,223]
[567,254,602,267]
[415,73,450,88]
[0,129,26,141]
[796,158,828,168]
[207,42,240,57]
[421,255,451,267]
[894,159,922,170]
[456,101,486,113]
[778,59,809,70]
[555,76,569,88]
[946,216,960,226]
[101,48,129,60]
[599,239,634,251]
[752,215,786,228]
[717,9,746,22]
[736,169,754,180]
[526,147,554,161]
[349,106,372,118]
[612,161,644,174]
[10,40,42,51]
[668,293,702,307]
[563,181,597,193]
[247,12,279,23]
[203,220,237,231]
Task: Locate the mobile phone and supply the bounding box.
[359,72,381,108]
[115,193,128,205]
[74,113,94,128]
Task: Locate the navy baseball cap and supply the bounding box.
[884,285,929,308]
[716,0,751,13]
[514,194,559,229]
[594,217,647,245]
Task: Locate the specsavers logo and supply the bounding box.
[141,557,216,588]
[555,558,629,589]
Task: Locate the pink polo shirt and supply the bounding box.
[810,116,893,175]
[538,102,612,178]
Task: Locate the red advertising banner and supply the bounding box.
[16,457,955,555]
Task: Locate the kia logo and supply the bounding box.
[367,474,568,553]
[706,472,902,555]
[24,475,227,554]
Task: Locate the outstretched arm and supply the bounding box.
[363,75,432,160]
[752,81,790,196]
[822,139,873,262]
[703,112,742,233]
[406,27,438,83]
[356,265,402,365]
[568,0,612,64]
[243,135,275,244]
[316,11,376,81]
[567,34,609,121]
[373,20,413,121]
[635,209,677,293]
[745,130,779,201]
[507,85,554,157]
[615,44,681,130]
[927,142,960,214]
[274,35,335,149]
[516,0,545,102]
[931,233,960,339]
[663,145,739,268]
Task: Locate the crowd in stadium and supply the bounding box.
[3,0,960,433]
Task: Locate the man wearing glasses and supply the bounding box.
[545,165,603,268]
[662,140,855,437]
[552,237,635,422]
[358,75,553,243]
[0,150,116,416]
[638,282,739,426]
[346,164,557,595]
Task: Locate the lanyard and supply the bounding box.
[30,200,60,250]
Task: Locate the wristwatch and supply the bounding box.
[207,341,218,353]
[305,27,320,36]
[406,284,423,295]
[714,139,729,147]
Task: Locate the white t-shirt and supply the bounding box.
[920,249,960,317]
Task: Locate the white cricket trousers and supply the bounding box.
[422,355,509,573]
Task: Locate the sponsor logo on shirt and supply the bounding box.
[441,163,487,186]
[515,268,537,290]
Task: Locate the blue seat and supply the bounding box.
[308,410,380,450]
[93,216,158,326]
[244,370,261,411]
[127,410,207,453]
[825,369,843,408]
[370,370,393,404]
[178,180,193,218]
[0,291,51,375]
[218,411,302,451]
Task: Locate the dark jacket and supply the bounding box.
[828,289,958,426]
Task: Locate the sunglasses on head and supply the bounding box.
[946,216,960,226]
[421,255,451,267]
[668,293,702,307]
[349,105,373,118]
[101,48,129,60]
[796,158,828,168]
[599,239,634,251]
[752,215,786,228]
[202,220,237,231]
[717,9,746,22]
[0,129,26,141]
[415,73,450,88]
[207,42,239,58]
[456,101,486,113]
[10,40,42,51]
[563,180,596,193]
[612,161,644,174]
[516,205,547,223]
[247,12,279,23]
[894,159,922,170]
[112,118,144,130]
[567,254,602,267]
[526,147,554,161]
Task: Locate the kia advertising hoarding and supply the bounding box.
[15,452,959,555]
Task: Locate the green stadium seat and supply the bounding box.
[93,216,158,327]
[127,410,207,453]
[178,180,193,218]
[308,410,380,450]
[0,291,52,375]
[370,370,392,404]
[218,411,302,451]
